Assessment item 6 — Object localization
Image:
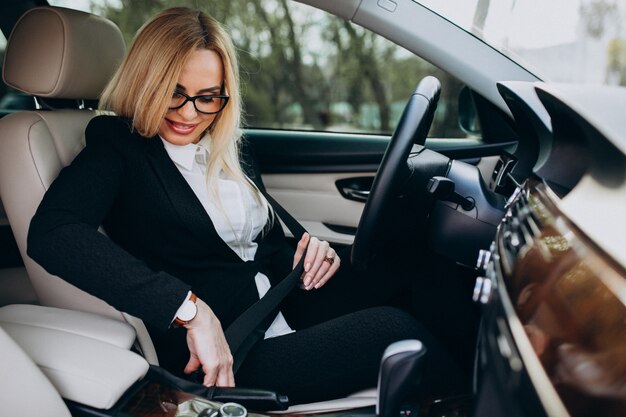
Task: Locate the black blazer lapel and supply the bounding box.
[144,136,241,262]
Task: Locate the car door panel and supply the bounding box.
[247,129,515,245]
[263,172,371,244]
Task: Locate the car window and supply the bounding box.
[30,1,479,139]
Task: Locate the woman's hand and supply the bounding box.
[184,298,235,387]
[293,232,341,290]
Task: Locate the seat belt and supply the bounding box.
[225,189,308,373]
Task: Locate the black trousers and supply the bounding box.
[235,247,464,404]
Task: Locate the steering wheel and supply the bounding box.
[351,76,441,270]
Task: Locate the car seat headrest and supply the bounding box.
[2,6,126,100]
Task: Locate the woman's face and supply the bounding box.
[159,49,224,146]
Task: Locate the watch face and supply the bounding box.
[178,299,197,322]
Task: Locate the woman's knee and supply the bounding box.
[352,306,422,342]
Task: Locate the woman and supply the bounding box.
[27,7,459,404]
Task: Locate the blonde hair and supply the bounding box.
[100,7,272,223]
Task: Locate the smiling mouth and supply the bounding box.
[165,118,198,135]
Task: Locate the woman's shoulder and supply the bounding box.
[86,115,134,137]
[85,115,147,150]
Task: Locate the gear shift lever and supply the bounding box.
[376,340,426,417]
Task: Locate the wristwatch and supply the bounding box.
[174,292,198,327]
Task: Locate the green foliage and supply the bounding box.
[607,38,626,85]
[96,0,467,137]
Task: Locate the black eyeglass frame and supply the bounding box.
[168,90,230,115]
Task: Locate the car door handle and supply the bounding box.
[336,177,374,203]
[342,188,370,202]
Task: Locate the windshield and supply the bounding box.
[417,0,626,85]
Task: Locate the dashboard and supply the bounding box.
[470,83,626,417]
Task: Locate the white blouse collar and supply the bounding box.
[160,134,211,171]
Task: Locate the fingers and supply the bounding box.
[185,352,231,387]
[308,243,331,287]
[301,237,340,290]
[292,232,310,269]
[302,237,322,288]
[303,237,325,272]
[313,247,340,289]
[184,353,201,375]
[185,300,236,387]
[216,364,236,387]
[202,353,234,387]
[202,362,219,387]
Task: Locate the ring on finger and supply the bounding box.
[323,255,335,265]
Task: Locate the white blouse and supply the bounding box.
[162,135,294,339]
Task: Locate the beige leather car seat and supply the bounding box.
[0,6,158,363]
[0,326,71,417]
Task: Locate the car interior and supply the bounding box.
[0,1,624,417]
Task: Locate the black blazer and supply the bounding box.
[27,115,294,335]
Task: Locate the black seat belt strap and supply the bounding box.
[225,189,308,373]
[262,190,307,246]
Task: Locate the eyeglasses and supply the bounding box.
[169,90,230,114]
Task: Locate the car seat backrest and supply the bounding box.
[0,8,129,321]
